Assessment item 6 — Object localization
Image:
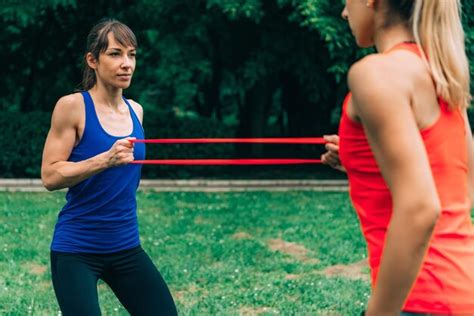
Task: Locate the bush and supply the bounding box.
[142,110,233,178]
[0,111,51,178]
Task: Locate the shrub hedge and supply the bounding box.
[8,108,471,179]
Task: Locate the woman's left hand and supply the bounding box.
[321,134,346,172]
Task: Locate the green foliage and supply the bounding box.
[142,110,233,178]
[206,0,264,21]
[283,0,356,80]
[1,0,350,133]
[2,0,474,112]
[0,112,50,178]
[1,0,474,174]
[0,0,76,27]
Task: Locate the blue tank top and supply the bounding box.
[51,91,146,253]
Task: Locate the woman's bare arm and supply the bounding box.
[349,56,440,315]
[41,94,135,191]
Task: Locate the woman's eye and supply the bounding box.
[109,52,120,56]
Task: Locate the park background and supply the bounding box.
[2,1,474,315]
[1,0,473,179]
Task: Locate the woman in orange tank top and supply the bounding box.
[322,0,474,315]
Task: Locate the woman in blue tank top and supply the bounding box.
[41,19,177,316]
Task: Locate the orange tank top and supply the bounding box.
[338,43,474,314]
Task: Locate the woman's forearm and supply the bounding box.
[366,203,439,315]
[42,152,109,191]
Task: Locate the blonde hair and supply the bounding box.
[411,0,471,109]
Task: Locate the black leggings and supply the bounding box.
[50,246,177,316]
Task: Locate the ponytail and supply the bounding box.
[82,60,97,91]
[411,0,471,109]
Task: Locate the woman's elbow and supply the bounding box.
[41,178,57,191]
[411,199,441,233]
[41,170,59,191]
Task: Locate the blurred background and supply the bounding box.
[1,0,473,179]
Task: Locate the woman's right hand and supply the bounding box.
[321,134,346,172]
[104,137,136,167]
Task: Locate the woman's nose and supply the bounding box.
[341,7,349,20]
[121,56,132,68]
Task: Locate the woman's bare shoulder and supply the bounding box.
[348,51,422,101]
[51,92,84,126]
[127,99,144,123]
[55,92,84,111]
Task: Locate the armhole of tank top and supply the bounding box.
[343,45,418,128]
[386,44,447,134]
[342,93,364,127]
[123,97,145,136]
[418,96,445,135]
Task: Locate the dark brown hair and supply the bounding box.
[81,19,138,90]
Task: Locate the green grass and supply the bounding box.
[0,191,371,315]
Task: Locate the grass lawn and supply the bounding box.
[1,191,372,315]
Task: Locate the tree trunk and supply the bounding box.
[196,24,223,119]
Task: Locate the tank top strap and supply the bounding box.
[80,90,93,121]
[342,92,352,112]
[384,42,452,113]
[122,97,144,137]
[80,90,103,137]
[384,42,422,57]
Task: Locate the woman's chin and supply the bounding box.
[115,82,132,89]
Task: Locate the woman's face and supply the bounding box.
[88,32,136,89]
[342,0,376,47]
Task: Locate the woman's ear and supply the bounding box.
[366,0,375,8]
[85,53,98,70]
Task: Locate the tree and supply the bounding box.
[1,0,473,154]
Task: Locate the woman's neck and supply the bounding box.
[373,23,415,53]
[89,82,124,110]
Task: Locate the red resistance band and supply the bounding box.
[129,138,326,165]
